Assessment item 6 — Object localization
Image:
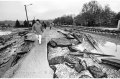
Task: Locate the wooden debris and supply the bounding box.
[101,58,120,68]
[69,51,115,57]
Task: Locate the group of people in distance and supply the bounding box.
[32,19,54,45]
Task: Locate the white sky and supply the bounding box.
[0,0,120,21]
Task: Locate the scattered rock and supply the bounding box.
[0,35,13,45]
[101,64,120,78]
[48,40,57,48]
[64,54,80,64]
[57,31,74,39]
[69,44,85,52]
[11,55,21,67]
[68,46,78,52]
[83,58,96,67]
[74,61,85,73]
[77,70,93,78]
[0,55,16,77]
[0,30,34,78]
[70,39,79,45]
[55,64,77,78]
[26,33,37,41]
[88,65,107,78]
[81,60,87,70]
[72,33,83,43]
[50,38,72,47]
[53,73,58,78]
[50,65,57,72]
[48,46,69,60]
[65,62,74,69]
[66,33,74,39]
[47,28,119,78]
[48,56,65,65]
[18,31,29,36]
[79,75,92,78]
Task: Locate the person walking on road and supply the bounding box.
[42,21,47,29]
[49,23,54,30]
[32,19,43,44]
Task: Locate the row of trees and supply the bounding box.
[15,20,33,28]
[53,0,120,27]
[15,19,51,28]
[75,1,116,27]
[53,15,73,25]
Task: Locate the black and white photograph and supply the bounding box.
[0,0,120,78]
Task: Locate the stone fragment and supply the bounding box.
[48,56,65,65]
[88,65,107,78]
[48,46,69,60]
[50,65,57,72]
[50,38,72,47]
[64,55,80,64]
[55,64,77,78]
[79,75,92,78]
[74,62,85,73]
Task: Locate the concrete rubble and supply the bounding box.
[0,27,120,78]
[47,28,120,78]
[0,29,34,78]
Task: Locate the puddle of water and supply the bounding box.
[83,33,120,59]
[99,41,120,59]
[0,31,11,35]
[77,34,120,59]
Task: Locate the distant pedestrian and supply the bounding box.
[49,23,54,30]
[42,21,47,29]
[32,19,43,44]
[32,19,36,26]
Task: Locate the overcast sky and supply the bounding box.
[0,0,120,21]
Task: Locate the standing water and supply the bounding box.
[0,31,11,35]
[99,41,120,59]
[85,32,120,59]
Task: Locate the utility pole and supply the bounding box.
[24,4,32,27]
[72,14,76,27]
[34,16,35,20]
